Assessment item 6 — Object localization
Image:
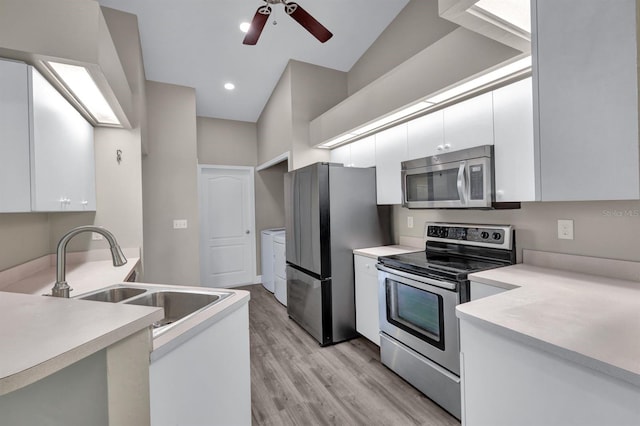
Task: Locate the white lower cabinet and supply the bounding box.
[354,254,380,345]
[0,59,31,212]
[460,320,640,426]
[150,303,251,426]
[29,66,96,212]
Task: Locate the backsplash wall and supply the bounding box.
[393,200,640,263]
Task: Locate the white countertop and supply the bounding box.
[0,291,162,396]
[458,264,640,387]
[0,249,250,392]
[353,245,421,260]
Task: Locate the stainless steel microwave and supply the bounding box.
[401,145,494,209]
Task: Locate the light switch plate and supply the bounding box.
[173,219,188,229]
[407,216,414,229]
[557,219,574,240]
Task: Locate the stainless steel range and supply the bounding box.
[377,222,515,419]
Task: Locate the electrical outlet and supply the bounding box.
[557,219,574,240]
[407,216,414,229]
[91,233,103,241]
[173,219,188,229]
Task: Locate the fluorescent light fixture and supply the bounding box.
[352,102,433,136]
[240,22,251,33]
[224,82,236,90]
[318,133,358,148]
[46,61,120,125]
[474,0,531,34]
[426,56,531,104]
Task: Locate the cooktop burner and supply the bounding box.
[379,222,516,282]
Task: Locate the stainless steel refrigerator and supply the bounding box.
[284,162,391,346]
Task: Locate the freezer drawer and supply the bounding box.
[286,265,330,345]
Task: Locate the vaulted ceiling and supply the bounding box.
[97,0,410,122]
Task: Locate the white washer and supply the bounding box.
[273,232,287,306]
[260,228,284,293]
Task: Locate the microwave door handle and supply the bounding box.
[457,161,467,205]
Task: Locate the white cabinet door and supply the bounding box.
[354,254,380,346]
[0,59,31,212]
[330,144,351,167]
[349,135,375,168]
[375,123,407,204]
[407,110,444,160]
[533,0,639,201]
[29,67,95,212]
[493,77,538,202]
[443,92,494,153]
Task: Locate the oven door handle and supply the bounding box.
[457,161,467,205]
[376,264,457,291]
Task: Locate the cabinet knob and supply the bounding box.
[436,145,444,151]
[443,143,451,150]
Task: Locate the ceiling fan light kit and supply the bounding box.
[243,0,333,45]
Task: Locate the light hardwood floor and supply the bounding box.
[239,284,460,426]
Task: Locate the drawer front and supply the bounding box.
[354,254,378,279]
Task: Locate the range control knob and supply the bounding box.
[492,232,502,240]
[480,231,490,239]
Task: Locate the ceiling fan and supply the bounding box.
[243,0,333,45]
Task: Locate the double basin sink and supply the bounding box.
[76,284,233,337]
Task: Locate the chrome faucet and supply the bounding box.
[51,226,128,298]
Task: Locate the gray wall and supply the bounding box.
[290,60,345,169]
[143,81,200,285]
[257,66,293,165]
[348,0,458,95]
[197,117,257,166]
[394,201,640,262]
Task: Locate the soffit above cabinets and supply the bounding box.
[439,0,531,53]
[0,0,133,128]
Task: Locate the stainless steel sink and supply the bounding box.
[79,287,146,303]
[125,291,221,328]
[75,284,233,337]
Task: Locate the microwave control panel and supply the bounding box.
[469,165,484,200]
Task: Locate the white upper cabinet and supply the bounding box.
[330,144,351,166]
[533,0,639,201]
[330,136,375,168]
[349,136,375,168]
[0,59,31,212]
[375,123,407,204]
[443,92,494,152]
[407,110,444,160]
[493,77,538,202]
[29,67,95,212]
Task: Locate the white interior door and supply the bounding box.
[199,165,256,287]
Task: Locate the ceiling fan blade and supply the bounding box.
[284,2,333,43]
[243,5,272,45]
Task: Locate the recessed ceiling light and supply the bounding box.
[224,83,236,91]
[239,22,251,33]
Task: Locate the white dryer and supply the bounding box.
[260,228,284,293]
[272,231,287,306]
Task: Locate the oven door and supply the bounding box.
[378,265,461,375]
[402,156,493,209]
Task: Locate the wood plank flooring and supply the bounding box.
[238,284,460,426]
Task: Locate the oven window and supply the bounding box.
[406,169,460,202]
[386,279,445,349]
